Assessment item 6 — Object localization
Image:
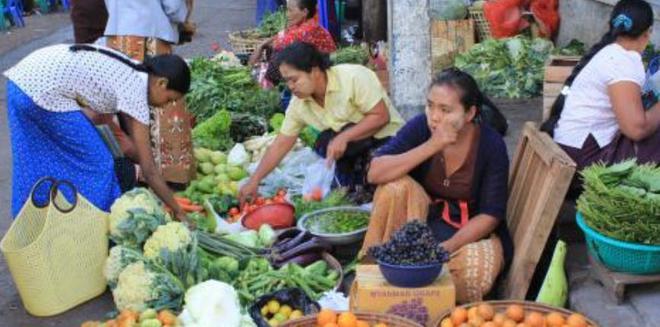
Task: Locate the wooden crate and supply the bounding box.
[501,122,577,300]
[431,19,475,71]
[542,56,581,121]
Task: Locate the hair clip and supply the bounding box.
[612,14,633,32]
[561,86,571,96]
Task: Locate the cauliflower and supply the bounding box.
[109,188,171,248]
[178,280,242,327]
[104,245,144,289]
[112,262,185,312]
[143,222,201,288]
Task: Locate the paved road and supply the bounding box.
[0,1,257,325]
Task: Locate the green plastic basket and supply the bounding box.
[576,212,660,274]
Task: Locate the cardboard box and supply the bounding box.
[349,265,455,327]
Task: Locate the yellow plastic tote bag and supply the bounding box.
[1,178,109,316]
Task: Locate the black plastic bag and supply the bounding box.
[479,96,509,136]
[249,288,320,327]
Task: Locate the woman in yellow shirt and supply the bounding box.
[239,42,404,201]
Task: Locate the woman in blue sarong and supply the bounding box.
[4,44,191,222]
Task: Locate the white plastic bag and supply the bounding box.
[250,147,318,196]
[302,156,336,200]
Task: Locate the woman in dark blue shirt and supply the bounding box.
[360,68,513,303]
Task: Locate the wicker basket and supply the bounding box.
[433,300,599,326]
[468,3,491,41]
[282,312,423,327]
[228,29,268,56]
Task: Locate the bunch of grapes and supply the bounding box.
[368,220,450,265]
[387,298,429,325]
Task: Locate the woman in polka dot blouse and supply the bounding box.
[4,44,193,224]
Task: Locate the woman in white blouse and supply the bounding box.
[4,44,192,223]
[542,0,659,184]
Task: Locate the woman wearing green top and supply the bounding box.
[239,42,404,202]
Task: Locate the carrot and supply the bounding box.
[174,196,193,205]
[178,202,204,212]
[158,310,178,325]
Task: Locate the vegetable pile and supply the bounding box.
[368,221,450,266]
[331,45,370,66]
[186,58,280,124]
[302,210,370,234]
[442,303,593,327]
[257,9,287,38]
[258,298,304,326]
[577,160,660,244]
[183,147,248,201]
[455,36,554,99]
[81,308,180,327]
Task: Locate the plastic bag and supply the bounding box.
[248,288,320,327]
[484,0,529,38]
[250,147,318,196]
[302,156,336,201]
[643,57,660,110]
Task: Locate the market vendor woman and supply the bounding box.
[542,0,659,180]
[360,68,513,304]
[5,44,191,222]
[239,41,404,202]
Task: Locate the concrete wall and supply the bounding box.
[387,0,432,119]
[558,0,660,47]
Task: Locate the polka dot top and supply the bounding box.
[3,44,150,125]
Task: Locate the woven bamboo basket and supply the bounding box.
[433,300,599,326]
[468,3,491,41]
[228,29,268,56]
[281,312,423,327]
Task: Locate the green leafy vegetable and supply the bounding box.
[257,9,287,37]
[192,110,233,151]
[553,39,585,56]
[303,210,370,234]
[577,159,660,244]
[331,45,370,65]
[455,36,554,99]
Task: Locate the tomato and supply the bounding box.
[228,207,240,216]
[265,199,274,205]
[250,204,258,212]
[274,196,286,204]
[255,197,265,206]
[277,189,287,197]
[311,187,323,201]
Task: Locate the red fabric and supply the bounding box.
[484,0,530,39]
[530,0,559,38]
[272,18,337,53]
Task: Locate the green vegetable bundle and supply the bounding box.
[186,58,281,123]
[292,189,353,219]
[257,9,287,37]
[331,45,370,66]
[455,36,554,99]
[577,160,660,244]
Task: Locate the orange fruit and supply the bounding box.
[467,306,480,320]
[506,305,525,322]
[317,309,337,326]
[439,318,454,327]
[356,321,370,327]
[517,324,531,327]
[546,312,566,327]
[337,312,358,327]
[451,308,468,325]
[525,312,546,327]
[483,322,499,327]
[493,313,507,325]
[374,324,388,327]
[502,320,518,327]
[468,316,485,326]
[566,314,587,327]
[324,324,339,327]
[477,303,495,321]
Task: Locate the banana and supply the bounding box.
[536,240,568,307]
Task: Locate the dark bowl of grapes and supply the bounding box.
[377,260,444,288]
[368,221,450,288]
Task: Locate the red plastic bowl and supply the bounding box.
[241,203,295,230]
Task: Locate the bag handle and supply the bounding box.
[50,180,79,214]
[30,177,57,209]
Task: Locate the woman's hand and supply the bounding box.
[248,38,274,66]
[326,134,349,162]
[427,121,459,151]
[238,178,260,205]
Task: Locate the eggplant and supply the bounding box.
[273,251,322,268]
[277,237,331,262]
[276,228,301,242]
[273,230,312,253]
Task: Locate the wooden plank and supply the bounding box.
[501,122,577,300]
[589,255,660,304]
[430,19,475,71]
[543,82,564,95]
[544,66,574,83]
